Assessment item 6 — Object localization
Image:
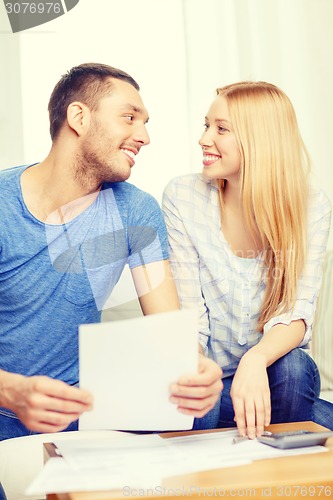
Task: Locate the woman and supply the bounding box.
[162,81,333,438]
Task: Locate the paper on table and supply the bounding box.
[26,430,328,497]
[25,456,162,496]
[54,433,168,470]
[79,309,198,431]
[26,434,171,497]
[165,429,329,475]
[54,432,249,480]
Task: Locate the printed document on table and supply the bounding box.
[79,309,198,431]
[26,434,169,496]
[165,429,329,474]
[26,429,328,497]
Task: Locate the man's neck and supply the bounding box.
[20,149,102,224]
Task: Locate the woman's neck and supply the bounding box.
[220,182,262,258]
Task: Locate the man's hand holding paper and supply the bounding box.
[169,354,223,418]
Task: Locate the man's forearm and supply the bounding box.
[0,369,23,410]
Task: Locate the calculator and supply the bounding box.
[257,430,333,449]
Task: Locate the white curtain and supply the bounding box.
[181,0,333,248]
[313,251,333,390]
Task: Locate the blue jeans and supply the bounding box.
[193,348,333,431]
[0,409,78,442]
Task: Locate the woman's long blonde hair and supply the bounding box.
[216,81,310,332]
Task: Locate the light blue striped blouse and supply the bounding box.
[162,173,332,378]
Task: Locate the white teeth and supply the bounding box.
[203,155,220,161]
[121,149,135,159]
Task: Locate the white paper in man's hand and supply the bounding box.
[79,309,198,431]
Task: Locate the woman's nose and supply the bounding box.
[198,130,213,149]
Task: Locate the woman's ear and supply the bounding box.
[66,101,91,136]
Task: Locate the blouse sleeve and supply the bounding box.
[162,180,211,354]
[263,188,332,345]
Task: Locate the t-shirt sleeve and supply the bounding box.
[126,188,169,269]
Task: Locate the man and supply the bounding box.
[0,63,222,440]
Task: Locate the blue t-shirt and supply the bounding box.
[0,165,169,390]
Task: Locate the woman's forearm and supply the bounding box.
[245,319,306,367]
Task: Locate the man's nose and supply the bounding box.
[134,125,150,146]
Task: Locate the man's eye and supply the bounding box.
[124,115,134,121]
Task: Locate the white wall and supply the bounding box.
[0,7,24,166]
[1,0,191,204]
[1,0,333,246]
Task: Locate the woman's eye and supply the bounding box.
[218,126,228,133]
[203,123,209,131]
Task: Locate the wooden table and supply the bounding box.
[46,421,333,500]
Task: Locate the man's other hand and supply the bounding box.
[0,371,93,433]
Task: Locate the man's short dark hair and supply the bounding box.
[48,62,140,140]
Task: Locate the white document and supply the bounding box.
[26,429,328,497]
[54,433,168,470]
[25,456,161,496]
[26,434,167,496]
[79,309,198,431]
[165,429,328,474]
